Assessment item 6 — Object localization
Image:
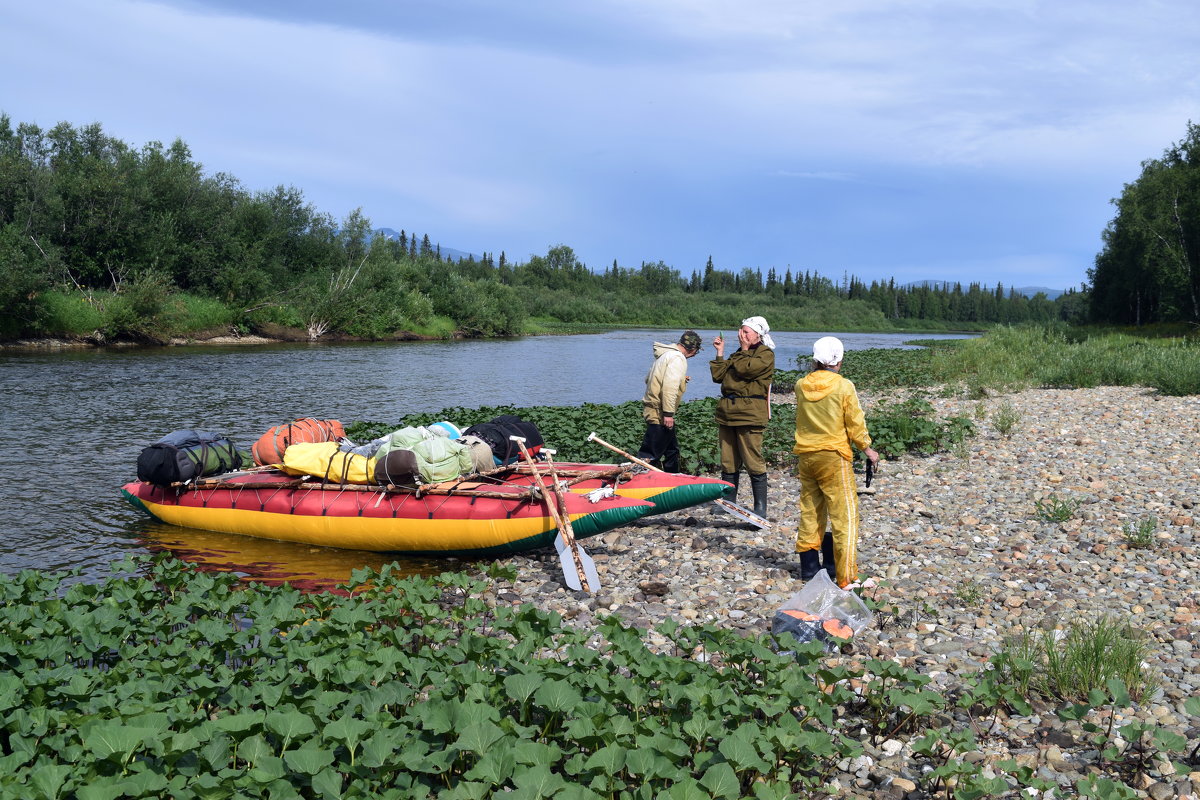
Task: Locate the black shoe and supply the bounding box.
[821,531,836,580]
[749,472,768,521]
[798,549,822,580]
[720,472,739,502]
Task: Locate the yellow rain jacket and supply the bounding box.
[793,370,871,461]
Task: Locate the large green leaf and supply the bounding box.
[266,710,317,741]
[324,715,372,749]
[700,762,742,799]
[509,764,567,799]
[283,744,335,775]
[583,743,627,774]
[454,720,507,754]
[533,679,582,713]
[463,745,517,784]
[503,672,542,705]
[82,722,154,760]
[29,761,71,800]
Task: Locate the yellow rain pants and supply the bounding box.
[794,450,859,587]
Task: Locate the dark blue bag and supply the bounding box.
[136,430,247,486]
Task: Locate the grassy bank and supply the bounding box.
[928,325,1200,396]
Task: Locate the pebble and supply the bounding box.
[503,387,1200,794]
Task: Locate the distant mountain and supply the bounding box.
[1012,286,1064,300]
[902,280,1064,300]
[371,228,478,262]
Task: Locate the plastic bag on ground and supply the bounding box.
[772,570,874,650]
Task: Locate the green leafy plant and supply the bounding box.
[1121,516,1158,549]
[992,617,1158,704]
[992,400,1021,435]
[951,579,985,607]
[0,556,875,798]
[864,394,975,458]
[1034,493,1081,522]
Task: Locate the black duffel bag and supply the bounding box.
[373,448,422,488]
[136,429,248,486]
[462,414,544,465]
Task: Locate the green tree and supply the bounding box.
[1090,121,1200,324]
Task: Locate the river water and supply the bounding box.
[0,329,970,589]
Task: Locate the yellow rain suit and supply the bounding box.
[792,369,872,587]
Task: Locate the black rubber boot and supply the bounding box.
[799,549,822,581]
[821,531,836,580]
[749,472,768,521]
[720,472,739,502]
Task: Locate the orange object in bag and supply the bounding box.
[252,418,346,466]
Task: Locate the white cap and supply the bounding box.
[812,336,844,366]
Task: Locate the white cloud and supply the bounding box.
[2,0,1198,290]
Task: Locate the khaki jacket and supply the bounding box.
[710,345,775,426]
[792,370,872,461]
[641,342,689,424]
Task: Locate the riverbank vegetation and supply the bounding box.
[2,116,1084,344]
[928,324,1200,396]
[3,557,1187,800]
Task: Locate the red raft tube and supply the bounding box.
[122,471,653,558]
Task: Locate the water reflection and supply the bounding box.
[133,519,453,594]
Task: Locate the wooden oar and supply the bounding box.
[584,431,771,530]
[541,448,600,593]
[510,436,596,593]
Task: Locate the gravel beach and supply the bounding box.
[503,386,1200,797]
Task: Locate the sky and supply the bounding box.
[3,1,1199,292]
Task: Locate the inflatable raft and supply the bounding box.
[121,465,730,557]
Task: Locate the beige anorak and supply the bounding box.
[641,342,689,424]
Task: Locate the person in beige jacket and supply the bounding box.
[637,330,702,472]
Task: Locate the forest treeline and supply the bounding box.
[2,114,1183,344]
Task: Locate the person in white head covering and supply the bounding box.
[792,336,879,587]
[709,316,776,520]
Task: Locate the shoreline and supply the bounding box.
[499,385,1199,796]
[0,324,984,351]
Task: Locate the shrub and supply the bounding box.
[1033,493,1081,522]
[1121,516,1158,549]
[992,401,1021,436]
[865,395,975,458]
[994,617,1159,704]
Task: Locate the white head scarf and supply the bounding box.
[741,316,775,350]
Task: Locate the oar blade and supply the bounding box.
[555,536,583,591]
[577,543,601,592]
[712,498,770,529]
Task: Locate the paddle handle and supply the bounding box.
[586,432,661,472]
[539,448,592,590]
[511,437,591,591]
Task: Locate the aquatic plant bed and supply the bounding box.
[1,557,875,798]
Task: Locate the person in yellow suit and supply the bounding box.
[793,336,879,587]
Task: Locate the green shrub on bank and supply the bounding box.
[865,395,975,458]
[932,324,1200,395]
